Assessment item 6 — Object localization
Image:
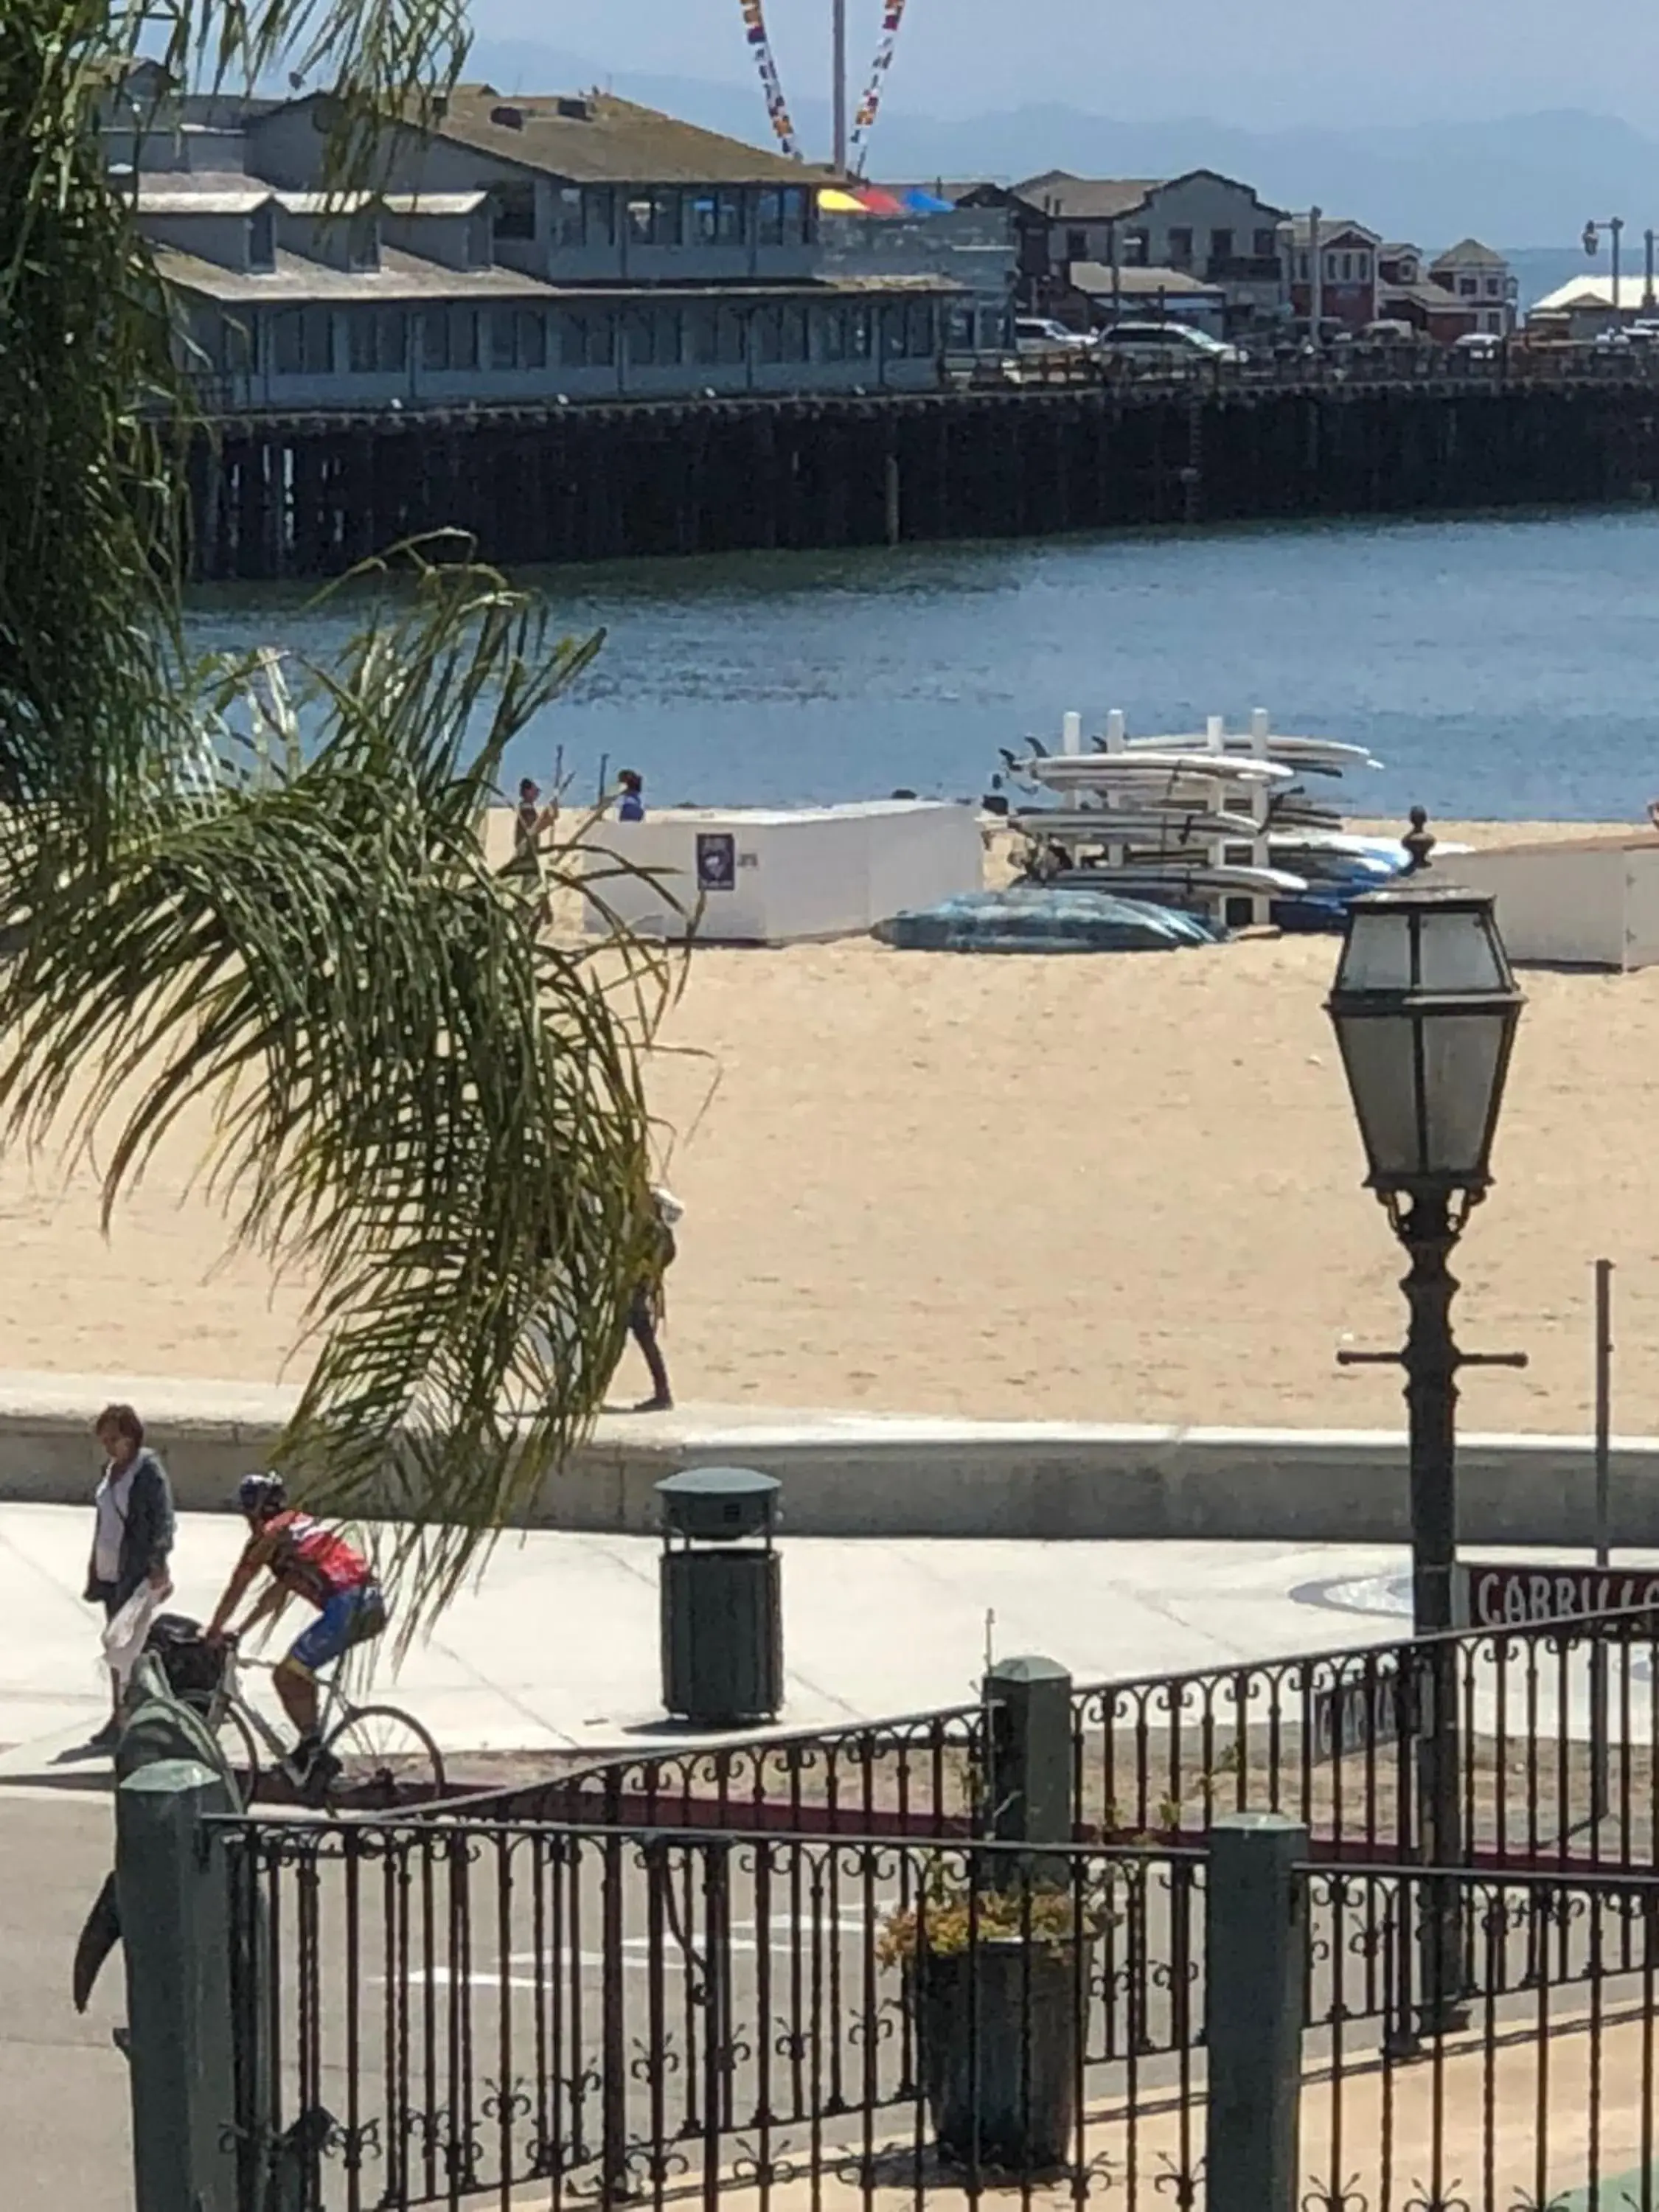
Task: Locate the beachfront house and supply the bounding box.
[1285,216,1380,332]
[1010,170,1290,335]
[1427,239,1517,336]
[116,79,967,410]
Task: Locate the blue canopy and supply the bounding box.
[900,188,955,213]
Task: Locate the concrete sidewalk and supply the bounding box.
[0,1501,1429,1771]
[1,1499,1655,1780]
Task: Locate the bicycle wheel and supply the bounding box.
[215,1703,264,1805]
[318,1704,446,1813]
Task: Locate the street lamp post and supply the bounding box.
[1326,822,1526,2039]
[1584,215,1627,325]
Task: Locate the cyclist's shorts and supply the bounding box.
[287,1582,387,1677]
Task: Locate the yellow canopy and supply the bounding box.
[818,187,869,213]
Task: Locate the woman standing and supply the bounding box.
[83,1403,175,1747]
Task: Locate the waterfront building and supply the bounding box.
[119,79,967,410]
[1285,215,1380,331]
[1427,239,1517,337]
[1008,170,1289,333]
[820,191,1018,352]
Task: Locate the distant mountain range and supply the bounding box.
[465,36,1656,274]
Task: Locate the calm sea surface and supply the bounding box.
[184,507,1659,822]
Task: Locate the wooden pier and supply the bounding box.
[184,370,1659,582]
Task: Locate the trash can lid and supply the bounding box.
[655,1467,782,1502]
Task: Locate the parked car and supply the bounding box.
[1360,320,1416,344]
[1014,317,1093,354]
[1095,321,1245,367]
[1452,330,1504,357]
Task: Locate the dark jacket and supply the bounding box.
[83,1450,175,1610]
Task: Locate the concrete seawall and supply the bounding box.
[4,1371,1658,1545]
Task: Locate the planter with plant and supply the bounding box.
[877,1860,1113,2172]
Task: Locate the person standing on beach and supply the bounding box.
[617,769,646,822]
[619,1186,681,1413]
[83,1404,175,1747]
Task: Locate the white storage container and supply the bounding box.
[1437,834,1659,972]
[581,800,984,945]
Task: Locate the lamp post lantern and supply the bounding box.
[1326,871,1525,1632]
[1326,844,1525,2042]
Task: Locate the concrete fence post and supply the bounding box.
[983,1654,1074,1858]
[116,1756,240,2212]
[1205,1810,1309,2212]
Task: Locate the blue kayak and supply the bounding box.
[875,888,1225,954]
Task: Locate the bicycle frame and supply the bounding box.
[212,1643,349,1770]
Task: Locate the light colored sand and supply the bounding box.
[4,815,1657,1432]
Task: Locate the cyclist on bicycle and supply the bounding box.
[205,1472,387,1780]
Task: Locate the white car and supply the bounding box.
[1096,320,1245,366]
[1452,330,1504,356]
[1014,316,1094,354]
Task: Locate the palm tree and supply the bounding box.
[0,1,658,1623]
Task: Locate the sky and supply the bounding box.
[467,0,1655,128]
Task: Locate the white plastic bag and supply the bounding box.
[101,1581,172,1690]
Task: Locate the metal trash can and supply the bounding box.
[657,1467,783,1727]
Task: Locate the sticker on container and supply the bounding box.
[697,832,737,891]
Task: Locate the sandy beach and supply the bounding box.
[4,815,1658,1435]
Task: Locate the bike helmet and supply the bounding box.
[235,1470,287,1517]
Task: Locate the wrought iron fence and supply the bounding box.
[218,1819,1204,2212]
[1301,1863,1659,2212]
[456,1608,1659,1874]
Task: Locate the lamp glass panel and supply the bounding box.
[1334,1009,1422,1179]
[1421,1011,1508,1182]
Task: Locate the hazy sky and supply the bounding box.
[468,0,1652,126]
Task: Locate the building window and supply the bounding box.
[550,187,583,248]
[1356,251,1371,279]
[905,299,933,355]
[422,310,451,372]
[449,307,479,371]
[782,302,809,361]
[717,306,746,364]
[653,189,681,246]
[1458,276,1478,296]
[689,188,745,244]
[1297,251,1309,281]
[882,302,909,358]
[272,305,332,375]
[851,303,874,358]
[757,186,809,247]
[489,307,517,369]
[1324,251,1340,281]
[1124,228,1150,266]
[753,305,782,362]
[1210,227,1234,263]
[655,306,684,364]
[375,309,407,372]
[821,304,850,358]
[1253,226,1276,259]
[1486,275,1502,296]
[1339,252,1352,281]
[626,195,653,246]
[515,309,546,369]
[1168,226,1193,268]
[492,183,536,243]
[557,308,617,369]
[583,188,615,247]
[248,205,276,271]
[626,307,658,365]
[1065,226,1088,261]
[687,304,720,363]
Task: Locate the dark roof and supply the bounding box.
[1013,171,1160,220]
[1431,237,1507,270]
[417,85,827,187]
[1289,215,1380,248]
[1069,260,1224,299]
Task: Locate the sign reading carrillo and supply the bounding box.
[1464,1564,1659,1630]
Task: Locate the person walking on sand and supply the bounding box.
[621,1185,682,1413]
[616,769,646,822]
[83,1404,175,1749]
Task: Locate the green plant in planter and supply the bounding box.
[877,1858,1119,2174]
[876,1856,1118,1966]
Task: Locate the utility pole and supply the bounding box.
[832,0,848,172]
[1309,204,1323,341]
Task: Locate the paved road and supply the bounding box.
[0,1794,130,2212]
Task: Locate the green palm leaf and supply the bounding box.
[1,4,667,1633]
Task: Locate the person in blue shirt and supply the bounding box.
[617,769,645,822]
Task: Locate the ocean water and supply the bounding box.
[184,506,1659,823]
